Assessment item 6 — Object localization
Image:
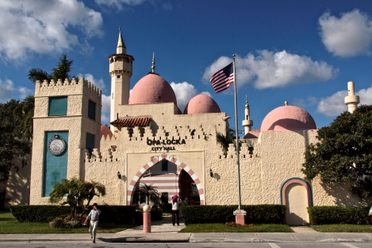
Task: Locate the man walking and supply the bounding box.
[84,203,101,243]
[171,195,180,226]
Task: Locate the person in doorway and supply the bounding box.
[84,203,101,243]
[171,195,180,226]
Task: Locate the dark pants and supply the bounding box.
[172,210,179,226]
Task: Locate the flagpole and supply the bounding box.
[232,54,242,210]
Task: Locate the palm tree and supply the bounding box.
[28,54,73,82]
[49,178,106,217]
[216,128,235,155]
[138,183,160,206]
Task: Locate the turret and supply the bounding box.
[109,30,134,130]
[242,96,253,135]
[344,81,359,113]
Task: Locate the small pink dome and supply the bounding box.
[129,73,177,105]
[100,125,113,139]
[184,94,221,114]
[261,105,316,132]
[244,129,260,139]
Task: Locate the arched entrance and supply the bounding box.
[280,177,313,225]
[127,155,204,205]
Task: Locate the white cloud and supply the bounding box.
[170,81,198,111]
[319,9,372,57]
[0,78,33,102]
[203,51,336,89]
[95,0,147,8]
[317,90,347,117]
[101,94,111,124]
[317,85,372,116]
[0,0,103,60]
[81,73,106,91]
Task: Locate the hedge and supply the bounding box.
[10,205,70,222]
[11,205,138,224]
[181,205,285,225]
[308,206,369,225]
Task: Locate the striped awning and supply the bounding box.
[111,115,152,128]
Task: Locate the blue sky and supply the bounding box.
[1,0,372,132]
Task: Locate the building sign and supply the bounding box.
[147,137,186,152]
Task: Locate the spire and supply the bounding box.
[151,52,156,73]
[116,28,126,54]
[242,95,253,135]
[344,80,360,113]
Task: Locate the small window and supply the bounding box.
[161,159,168,171]
[86,133,95,152]
[48,96,67,116]
[88,100,96,120]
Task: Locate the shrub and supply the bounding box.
[85,205,137,225]
[308,206,369,225]
[11,205,70,222]
[181,205,285,225]
[11,205,138,224]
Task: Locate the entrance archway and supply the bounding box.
[127,154,205,205]
[280,177,313,225]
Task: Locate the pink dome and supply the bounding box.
[261,105,316,132]
[184,94,221,114]
[129,73,177,105]
[244,129,260,139]
[100,125,113,139]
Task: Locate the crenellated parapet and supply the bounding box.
[118,123,211,144]
[85,147,119,163]
[34,77,102,97]
[218,139,259,160]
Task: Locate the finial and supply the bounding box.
[245,95,248,105]
[151,52,156,73]
[284,101,288,106]
[116,28,126,54]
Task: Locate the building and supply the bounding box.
[24,32,362,225]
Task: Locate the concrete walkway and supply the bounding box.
[0,215,371,243]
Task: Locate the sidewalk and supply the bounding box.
[0,216,371,243]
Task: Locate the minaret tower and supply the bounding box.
[109,30,134,129]
[344,81,359,113]
[242,96,253,135]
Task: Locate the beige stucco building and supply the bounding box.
[21,32,362,225]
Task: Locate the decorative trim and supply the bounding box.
[280,177,313,207]
[127,155,205,205]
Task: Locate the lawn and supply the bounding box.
[0,211,131,234]
[180,223,293,232]
[312,224,372,232]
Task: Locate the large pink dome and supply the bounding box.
[129,73,177,105]
[184,94,221,114]
[261,105,316,132]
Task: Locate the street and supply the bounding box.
[0,241,371,248]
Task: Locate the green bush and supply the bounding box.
[181,205,285,225]
[85,205,137,225]
[11,205,70,222]
[308,206,369,225]
[11,205,137,224]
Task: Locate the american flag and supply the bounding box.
[209,62,234,93]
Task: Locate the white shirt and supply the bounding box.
[88,209,100,221]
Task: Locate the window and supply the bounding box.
[161,159,168,171]
[48,96,67,116]
[86,133,95,151]
[88,100,96,120]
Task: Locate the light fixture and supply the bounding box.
[117,171,122,179]
[248,145,254,158]
[209,169,214,178]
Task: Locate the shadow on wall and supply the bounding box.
[286,212,306,226]
[320,181,364,207]
[5,163,31,208]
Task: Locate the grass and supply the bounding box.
[0,211,131,234]
[180,223,293,232]
[312,224,372,232]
